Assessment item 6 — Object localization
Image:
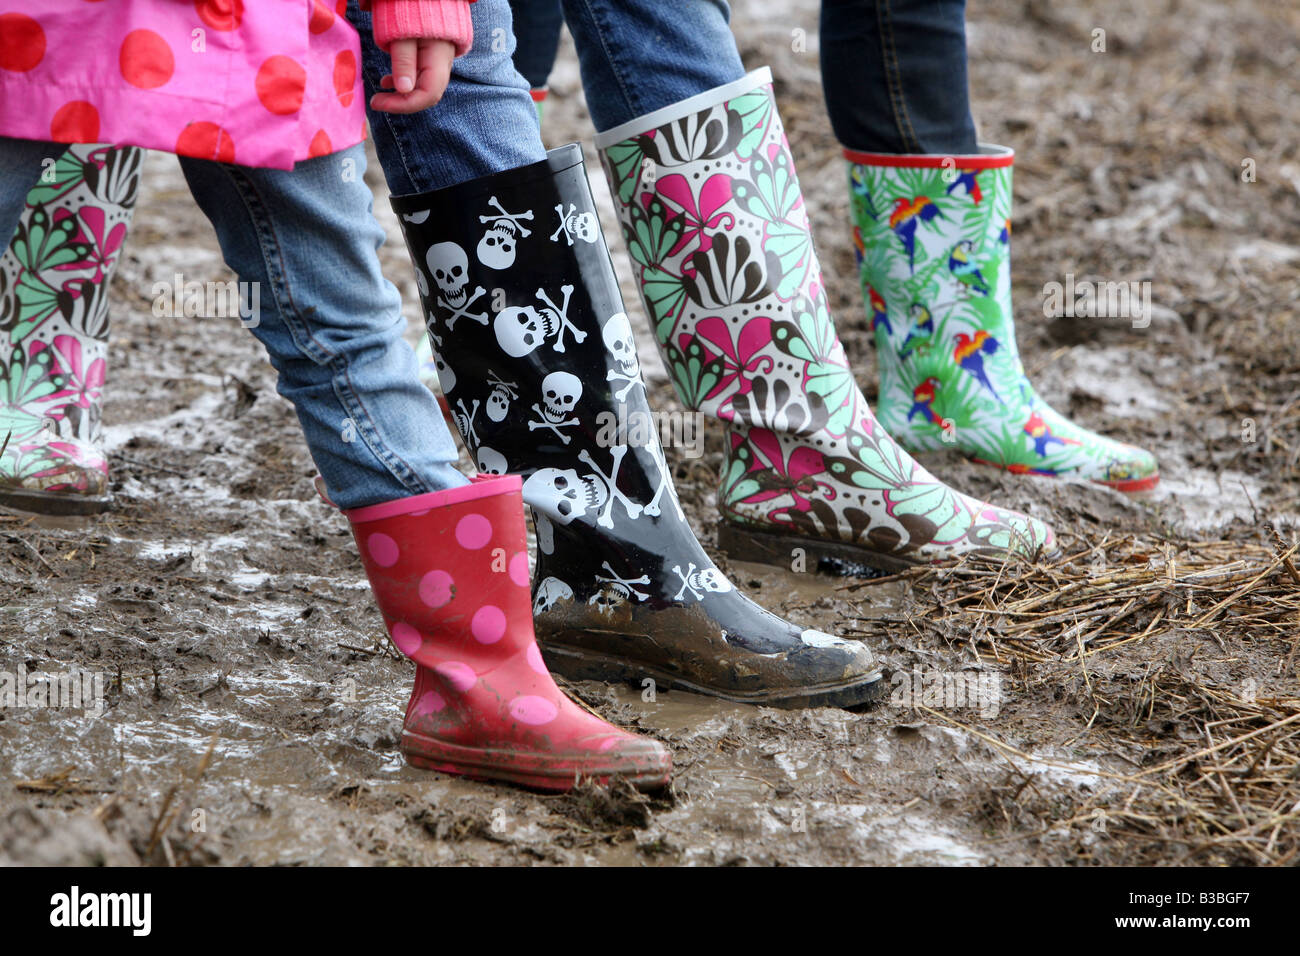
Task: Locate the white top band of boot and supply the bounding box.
[593,67,774,150]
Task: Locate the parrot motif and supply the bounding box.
[1023,412,1082,457]
[889,196,943,273]
[850,167,879,219]
[898,302,933,360]
[948,240,990,296]
[946,170,982,204]
[953,330,1002,402]
[908,376,951,430]
[867,285,891,336]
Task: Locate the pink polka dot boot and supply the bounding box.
[346,473,672,792]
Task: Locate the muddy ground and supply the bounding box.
[2,0,1299,866]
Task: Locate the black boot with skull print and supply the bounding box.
[392,145,884,708]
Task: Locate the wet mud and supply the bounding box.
[3,0,1299,865]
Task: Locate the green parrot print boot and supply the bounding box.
[596,69,1055,574]
[0,145,141,515]
[845,145,1158,492]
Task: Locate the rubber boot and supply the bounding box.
[845,145,1159,491]
[594,70,1056,574]
[347,474,671,791]
[0,145,141,515]
[392,144,884,709]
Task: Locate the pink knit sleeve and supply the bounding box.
[370,0,475,58]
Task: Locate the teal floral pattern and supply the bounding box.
[0,145,140,502]
[600,75,1054,563]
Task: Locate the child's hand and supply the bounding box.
[370,37,456,113]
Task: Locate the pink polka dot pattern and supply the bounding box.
[509,696,559,726]
[390,622,421,656]
[471,605,507,644]
[344,477,668,788]
[455,513,492,550]
[435,661,477,693]
[418,569,454,608]
[525,644,548,676]
[414,690,446,715]
[367,532,399,567]
[508,551,530,587]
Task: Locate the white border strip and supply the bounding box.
[845,143,1014,162]
[593,67,774,150]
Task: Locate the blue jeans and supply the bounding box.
[350,0,544,194]
[558,0,742,132]
[0,137,465,510]
[352,0,742,198]
[820,0,977,154]
[508,0,565,89]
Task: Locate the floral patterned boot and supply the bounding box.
[0,145,141,515]
[846,145,1158,491]
[596,70,1055,573]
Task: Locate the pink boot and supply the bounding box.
[346,475,671,792]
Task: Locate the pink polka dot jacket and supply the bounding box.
[0,0,475,170]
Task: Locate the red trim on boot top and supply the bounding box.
[345,474,522,524]
[843,147,1014,168]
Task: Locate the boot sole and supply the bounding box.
[0,486,112,516]
[717,520,915,578]
[968,456,1161,494]
[1095,472,1160,493]
[540,641,887,710]
[717,519,1061,574]
[400,732,671,793]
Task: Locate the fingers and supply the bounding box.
[389,37,417,94]
[423,39,455,103]
[369,39,456,114]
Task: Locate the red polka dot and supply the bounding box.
[0,13,45,72]
[119,29,174,89]
[366,532,399,567]
[509,551,530,587]
[434,661,476,692]
[414,690,446,715]
[255,55,306,115]
[419,569,454,608]
[308,0,335,34]
[335,0,347,15]
[50,102,100,143]
[308,129,332,158]
[194,0,243,31]
[509,696,559,726]
[333,50,356,107]
[455,514,492,550]
[470,605,506,644]
[175,122,235,163]
[390,622,421,656]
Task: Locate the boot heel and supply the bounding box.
[716,520,912,578]
[540,639,888,710]
[0,486,112,516]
